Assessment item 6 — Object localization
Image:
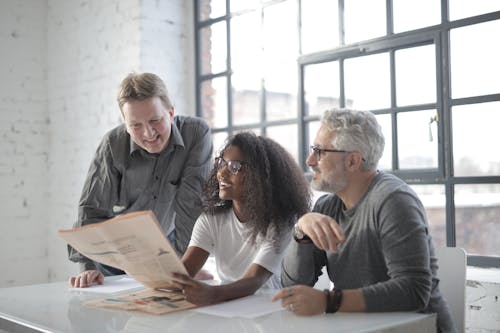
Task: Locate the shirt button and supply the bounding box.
[153,195,157,200]
[155,175,159,180]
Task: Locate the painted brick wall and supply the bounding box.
[0,0,49,287]
[45,0,143,282]
[139,0,195,115]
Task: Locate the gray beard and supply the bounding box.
[311,178,347,194]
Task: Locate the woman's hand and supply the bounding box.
[172,273,217,306]
[69,270,104,288]
[272,285,326,316]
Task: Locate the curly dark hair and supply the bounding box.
[203,132,311,244]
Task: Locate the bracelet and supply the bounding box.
[324,288,343,313]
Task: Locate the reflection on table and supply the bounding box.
[0,276,436,333]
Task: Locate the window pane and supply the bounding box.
[455,184,500,257]
[449,1,500,21]
[231,12,262,125]
[344,53,390,110]
[301,0,339,53]
[453,102,500,176]
[199,0,226,21]
[230,0,259,13]
[410,184,447,248]
[307,121,323,170]
[395,45,436,106]
[393,0,440,33]
[212,131,229,158]
[266,124,299,162]
[235,128,261,136]
[345,0,386,44]
[201,78,228,128]
[375,114,392,170]
[304,62,340,116]
[307,121,321,147]
[200,22,227,75]
[450,20,500,99]
[263,1,298,121]
[398,110,438,169]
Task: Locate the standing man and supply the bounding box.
[273,109,455,333]
[68,72,213,280]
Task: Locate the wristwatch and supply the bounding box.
[293,224,311,243]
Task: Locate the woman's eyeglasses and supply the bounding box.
[215,157,246,175]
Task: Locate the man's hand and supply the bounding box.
[272,285,326,316]
[172,273,217,306]
[69,270,104,288]
[297,212,345,252]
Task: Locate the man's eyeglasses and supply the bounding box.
[310,145,348,161]
[215,157,246,175]
[310,145,365,162]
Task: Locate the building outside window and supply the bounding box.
[194,0,500,267]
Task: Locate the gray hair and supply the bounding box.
[321,108,385,171]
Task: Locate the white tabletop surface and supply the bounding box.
[0,277,436,333]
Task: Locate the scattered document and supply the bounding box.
[69,276,144,294]
[193,293,283,318]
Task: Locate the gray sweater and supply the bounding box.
[282,172,456,333]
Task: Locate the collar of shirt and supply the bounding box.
[128,117,186,156]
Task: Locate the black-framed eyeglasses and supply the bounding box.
[310,145,348,161]
[310,145,367,163]
[215,157,247,175]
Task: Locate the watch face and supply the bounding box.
[294,224,305,239]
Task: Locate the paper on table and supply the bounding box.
[69,276,144,294]
[193,293,283,318]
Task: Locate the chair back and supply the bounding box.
[435,246,467,333]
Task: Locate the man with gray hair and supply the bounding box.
[273,109,455,333]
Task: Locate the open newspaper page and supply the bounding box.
[83,288,196,315]
[58,210,187,290]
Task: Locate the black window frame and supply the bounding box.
[194,0,500,267]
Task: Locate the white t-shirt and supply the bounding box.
[189,208,292,289]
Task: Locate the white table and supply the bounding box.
[0,278,436,333]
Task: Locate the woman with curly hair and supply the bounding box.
[172,132,311,305]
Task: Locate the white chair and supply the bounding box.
[435,246,467,333]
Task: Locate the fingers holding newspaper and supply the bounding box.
[171,273,217,306]
[69,270,104,288]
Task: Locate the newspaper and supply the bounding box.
[58,210,190,291]
[83,288,196,315]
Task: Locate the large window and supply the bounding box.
[195,0,500,267]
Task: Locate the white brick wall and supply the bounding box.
[46,0,143,282]
[139,0,195,116]
[0,0,49,287]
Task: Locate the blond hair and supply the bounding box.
[117,72,172,111]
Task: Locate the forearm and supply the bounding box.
[281,241,324,287]
[338,289,366,312]
[210,274,270,304]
